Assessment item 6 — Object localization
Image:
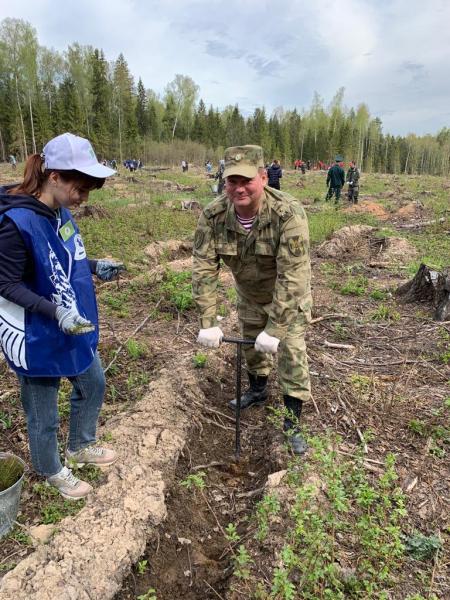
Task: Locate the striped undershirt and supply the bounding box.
[236,213,256,231]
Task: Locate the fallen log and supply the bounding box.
[396,217,445,230]
[396,263,450,320]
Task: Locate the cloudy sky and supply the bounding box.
[2,0,449,136]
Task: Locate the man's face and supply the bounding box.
[225,171,267,214]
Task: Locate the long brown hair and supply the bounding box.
[8,154,105,197]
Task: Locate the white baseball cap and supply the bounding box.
[43,133,116,178]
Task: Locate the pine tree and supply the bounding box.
[192,99,207,143]
[112,53,137,159]
[136,77,148,137]
[89,48,110,157]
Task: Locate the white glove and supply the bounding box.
[197,326,223,348]
[55,306,95,335]
[255,331,280,354]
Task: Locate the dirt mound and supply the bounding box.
[382,237,418,263]
[72,205,110,219]
[317,225,376,259]
[144,239,193,263]
[395,201,424,218]
[166,257,192,272]
[0,364,202,600]
[149,179,196,193]
[344,201,389,220]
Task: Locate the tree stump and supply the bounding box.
[396,263,450,320]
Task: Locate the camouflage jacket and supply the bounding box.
[346,166,360,185]
[192,187,312,340]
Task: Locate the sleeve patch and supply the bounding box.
[287,236,305,257]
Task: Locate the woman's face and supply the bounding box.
[50,174,91,209]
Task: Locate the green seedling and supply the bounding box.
[192,351,207,368]
[137,588,157,600]
[225,522,240,543]
[370,288,389,301]
[233,544,253,580]
[70,322,95,334]
[408,419,427,436]
[0,411,12,429]
[404,532,441,561]
[137,559,148,575]
[255,493,281,541]
[126,338,147,359]
[179,471,206,490]
[8,527,31,545]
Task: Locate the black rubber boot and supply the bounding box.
[229,372,268,411]
[283,395,308,455]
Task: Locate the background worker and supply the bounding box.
[326,155,345,203]
[346,161,360,203]
[0,132,124,499]
[267,158,283,190]
[192,145,312,454]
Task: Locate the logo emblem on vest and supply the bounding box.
[60,220,75,242]
[74,234,87,260]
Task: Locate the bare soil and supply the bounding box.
[0,168,448,598]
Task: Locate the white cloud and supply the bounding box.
[1,0,449,134]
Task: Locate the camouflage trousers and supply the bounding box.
[347,185,359,204]
[237,299,310,402]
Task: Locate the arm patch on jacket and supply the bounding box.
[287,236,305,257]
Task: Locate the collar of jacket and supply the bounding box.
[225,190,272,232]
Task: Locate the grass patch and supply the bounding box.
[160,269,193,312]
[234,433,408,598]
[33,482,84,524]
[126,339,148,359]
[371,304,401,322]
[339,275,368,296]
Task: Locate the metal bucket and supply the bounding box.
[0,452,26,539]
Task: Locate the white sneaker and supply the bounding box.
[65,445,117,468]
[47,466,93,500]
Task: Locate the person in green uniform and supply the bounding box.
[346,161,360,204]
[192,145,312,454]
[326,155,345,203]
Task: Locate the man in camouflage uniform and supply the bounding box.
[192,145,312,454]
[346,161,360,204]
[325,155,345,203]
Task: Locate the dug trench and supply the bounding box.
[116,365,285,600]
[0,326,289,600]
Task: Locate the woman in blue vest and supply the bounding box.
[0,133,125,499]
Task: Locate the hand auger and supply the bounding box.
[222,336,255,461]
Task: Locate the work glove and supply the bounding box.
[255,331,280,354]
[95,260,126,281]
[55,305,95,335]
[197,326,223,348]
[348,181,353,186]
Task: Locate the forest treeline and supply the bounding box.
[1,17,450,174]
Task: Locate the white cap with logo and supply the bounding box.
[43,132,115,178]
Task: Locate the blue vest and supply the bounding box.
[0,207,98,377]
